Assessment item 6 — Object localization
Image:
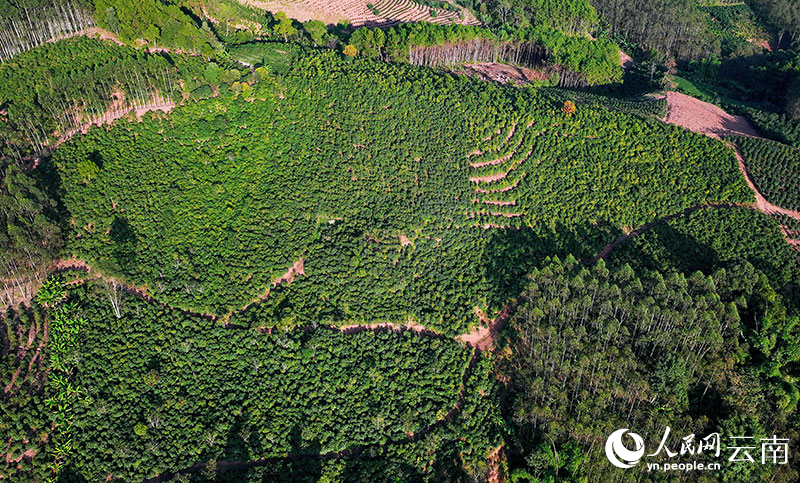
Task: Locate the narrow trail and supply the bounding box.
[589,203,744,263]
[52,258,500,347]
[47,253,516,479]
[730,145,800,222]
[457,304,517,351]
[51,260,501,479]
[50,100,175,151]
[664,92,800,224]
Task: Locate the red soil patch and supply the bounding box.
[474,199,516,206]
[272,258,305,287]
[487,444,506,483]
[665,91,759,139]
[470,149,515,168]
[336,317,436,336]
[458,304,515,351]
[46,27,124,47]
[469,171,511,183]
[619,50,634,70]
[475,176,524,194]
[664,92,800,224]
[732,146,800,222]
[748,38,772,51]
[53,100,175,150]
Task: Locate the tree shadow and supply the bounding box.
[109,215,138,267]
[215,423,321,483]
[482,221,623,309]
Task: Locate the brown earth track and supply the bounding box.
[588,203,745,264]
[457,304,516,351]
[664,92,800,224]
[587,92,800,264]
[457,63,549,86]
[2,316,39,395]
[664,91,760,139]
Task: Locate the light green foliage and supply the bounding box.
[93,0,218,52]
[349,23,624,86]
[227,42,299,74]
[303,19,328,46]
[273,11,297,42]
[52,50,750,333]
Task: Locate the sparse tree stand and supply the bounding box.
[273,11,297,42]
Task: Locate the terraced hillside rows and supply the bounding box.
[242,0,479,27]
[48,51,755,337]
[464,95,751,230]
[468,121,530,228]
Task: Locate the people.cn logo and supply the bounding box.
[605,429,646,468]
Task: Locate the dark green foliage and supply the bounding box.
[732,135,800,211]
[500,257,800,481]
[606,207,800,288]
[470,0,598,34]
[58,280,482,481]
[0,161,62,305]
[0,36,249,158]
[748,0,800,50]
[0,37,178,156]
[592,0,719,60]
[735,105,800,146]
[543,88,668,118]
[699,3,768,57]
[0,304,52,482]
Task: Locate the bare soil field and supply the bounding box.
[664,91,800,223]
[665,91,759,139]
[241,0,480,27]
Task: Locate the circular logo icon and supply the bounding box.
[605,428,645,469]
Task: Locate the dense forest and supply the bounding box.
[1,0,800,481]
[49,49,751,330]
[501,256,799,482]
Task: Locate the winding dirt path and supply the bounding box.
[50,259,502,479]
[458,304,516,351]
[730,145,800,222]
[52,258,502,348]
[589,203,743,263]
